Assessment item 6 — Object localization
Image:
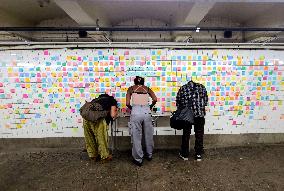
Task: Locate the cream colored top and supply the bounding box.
[131,86,149,105]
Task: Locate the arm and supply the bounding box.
[203,86,208,106]
[176,87,183,108]
[148,88,157,109]
[126,87,132,110]
[110,106,118,119]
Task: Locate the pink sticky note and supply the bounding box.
[0,83,3,87]
[15,78,20,83]
[71,109,75,113]
[7,103,12,108]
[44,50,49,55]
[23,94,28,98]
[0,89,4,93]
[232,121,237,125]
[33,99,39,103]
[65,93,70,97]
[210,102,215,106]
[78,57,82,61]
[10,89,15,93]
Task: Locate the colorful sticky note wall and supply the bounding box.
[0,48,283,137]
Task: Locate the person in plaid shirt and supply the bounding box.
[176,80,208,161]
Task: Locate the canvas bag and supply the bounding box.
[79,97,109,123]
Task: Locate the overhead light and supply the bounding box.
[196,27,200,33]
[249,36,278,43]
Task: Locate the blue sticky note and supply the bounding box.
[228,55,233,60]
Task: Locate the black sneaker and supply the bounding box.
[132,159,143,167]
[195,154,202,161]
[144,156,153,161]
[179,152,189,161]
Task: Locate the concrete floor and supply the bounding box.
[0,144,283,191]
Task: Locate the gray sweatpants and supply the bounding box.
[128,105,154,163]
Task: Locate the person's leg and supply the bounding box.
[93,118,111,160]
[180,121,192,158]
[83,119,98,159]
[194,117,205,155]
[143,113,154,159]
[129,114,143,164]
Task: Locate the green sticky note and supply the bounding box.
[72,128,78,133]
[44,104,49,108]
[52,123,56,128]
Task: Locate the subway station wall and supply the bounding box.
[0,48,283,138]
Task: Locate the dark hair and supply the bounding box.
[134,76,144,85]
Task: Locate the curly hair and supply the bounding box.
[134,76,145,85]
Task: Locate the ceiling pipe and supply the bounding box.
[1,27,284,32]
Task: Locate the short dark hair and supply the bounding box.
[134,76,144,85]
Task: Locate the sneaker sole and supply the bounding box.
[179,153,189,161]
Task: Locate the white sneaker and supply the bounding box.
[195,155,202,161]
[179,152,189,161]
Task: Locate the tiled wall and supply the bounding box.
[0,48,283,138]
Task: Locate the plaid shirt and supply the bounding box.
[176,81,208,117]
